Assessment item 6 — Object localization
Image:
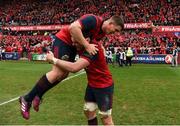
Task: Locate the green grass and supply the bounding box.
[0,61,180,124]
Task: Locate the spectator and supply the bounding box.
[171,46,178,67]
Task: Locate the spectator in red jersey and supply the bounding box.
[5,44,13,52]
[19,14,124,120]
[1,0,178,26]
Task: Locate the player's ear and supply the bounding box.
[110,21,117,28]
[109,22,114,25]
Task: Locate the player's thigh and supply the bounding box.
[52,37,77,62]
[84,85,97,105]
[52,65,69,79]
[47,37,76,82]
[84,85,98,119]
[93,85,114,116]
[46,65,69,83]
[95,85,114,125]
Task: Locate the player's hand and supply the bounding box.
[46,51,54,64]
[85,44,99,55]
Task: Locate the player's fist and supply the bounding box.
[46,51,54,63]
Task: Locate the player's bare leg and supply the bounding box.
[100,115,114,126]
[32,65,69,111]
[84,102,98,125]
[19,65,68,119]
[46,65,69,84]
[84,110,98,125]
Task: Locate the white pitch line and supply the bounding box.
[62,71,85,82]
[0,97,19,106]
[0,71,85,106]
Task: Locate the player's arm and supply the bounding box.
[46,51,90,73]
[69,21,89,48]
[69,17,98,55]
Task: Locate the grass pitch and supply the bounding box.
[0,61,180,125]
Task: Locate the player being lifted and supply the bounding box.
[19,14,124,120]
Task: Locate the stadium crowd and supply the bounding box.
[0,0,179,58]
[105,29,179,55]
[0,34,51,57]
[0,0,179,26]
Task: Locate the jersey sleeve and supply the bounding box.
[80,51,98,63]
[78,15,97,32]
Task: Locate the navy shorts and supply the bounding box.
[52,37,77,62]
[84,84,114,112]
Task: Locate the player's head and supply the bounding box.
[102,15,124,34]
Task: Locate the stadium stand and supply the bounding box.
[0,0,179,59]
[0,0,179,26]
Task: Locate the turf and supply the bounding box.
[0,61,180,125]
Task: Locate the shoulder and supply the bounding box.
[80,14,97,20]
[80,14,103,22]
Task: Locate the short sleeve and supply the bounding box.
[78,15,97,32]
[80,51,98,62]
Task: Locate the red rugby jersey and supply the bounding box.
[55,14,105,45]
[80,43,113,88]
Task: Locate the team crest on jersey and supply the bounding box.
[61,55,69,61]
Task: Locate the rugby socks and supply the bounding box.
[37,79,60,99]
[88,117,98,125]
[24,75,60,102]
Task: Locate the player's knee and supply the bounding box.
[84,103,97,120]
[61,72,69,79]
[99,109,112,119]
[47,67,69,82]
[84,111,97,120]
[83,102,98,112]
[99,109,113,125]
[55,72,68,82]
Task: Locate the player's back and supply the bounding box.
[78,14,105,41]
[85,43,113,88]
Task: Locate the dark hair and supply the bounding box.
[111,15,124,30]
